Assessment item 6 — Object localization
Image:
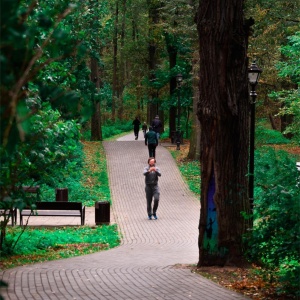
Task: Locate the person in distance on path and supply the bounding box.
[143,157,161,220]
[145,126,158,158]
[132,116,141,140]
[151,115,162,141]
[142,122,148,138]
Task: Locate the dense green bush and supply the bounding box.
[255,125,290,145]
[244,147,300,296]
[102,120,132,139]
[81,119,132,141]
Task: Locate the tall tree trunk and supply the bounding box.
[117,0,127,120]
[167,44,177,138]
[147,0,160,122]
[90,57,102,141]
[196,0,252,266]
[112,1,119,122]
[188,51,201,160]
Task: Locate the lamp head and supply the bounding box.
[248,60,262,85]
[176,73,183,86]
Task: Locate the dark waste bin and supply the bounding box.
[95,201,110,225]
[56,188,68,202]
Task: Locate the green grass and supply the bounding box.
[1,225,120,270]
[169,149,200,197]
[0,140,120,270]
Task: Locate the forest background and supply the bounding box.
[0,0,299,298]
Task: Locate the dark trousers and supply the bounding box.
[145,184,160,216]
[134,128,139,139]
[148,143,157,158]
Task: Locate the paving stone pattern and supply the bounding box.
[0,133,249,299]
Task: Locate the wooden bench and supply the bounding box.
[19,201,85,226]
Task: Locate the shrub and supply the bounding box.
[244,147,300,296]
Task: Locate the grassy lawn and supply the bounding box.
[0,141,120,271]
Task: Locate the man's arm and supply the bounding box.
[143,166,150,175]
[155,167,161,176]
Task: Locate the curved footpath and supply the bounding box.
[0,133,249,299]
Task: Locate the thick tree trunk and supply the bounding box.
[196,0,252,266]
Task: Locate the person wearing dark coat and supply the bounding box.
[151,115,162,140]
[142,122,148,138]
[145,126,158,158]
[132,117,141,140]
[143,157,161,220]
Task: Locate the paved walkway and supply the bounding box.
[0,133,249,299]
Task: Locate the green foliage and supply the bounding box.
[244,147,300,296]
[268,32,300,144]
[102,120,133,140]
[1,225,120,257]
[170,150,201,196]
[269,89,300,144]
[178,161,200,196]
[255,125,290,145]
[276,32,300,85]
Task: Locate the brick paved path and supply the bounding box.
[0,133,249,299]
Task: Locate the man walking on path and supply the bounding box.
[0,132,249,300]
[151,115,162,140]
[143,157,161,220]
[142,122,148,138]
[132,116,141,140]
[145,126,158,158]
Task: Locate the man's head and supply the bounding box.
[155,115,159,119]
[149,126,153,131]
[148,157,156,166]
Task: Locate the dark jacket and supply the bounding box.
[151,118,162,133]
[132,118,141,129]
[145,130,158,145]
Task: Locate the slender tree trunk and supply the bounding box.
[147,0,160,122]
[117,0,127,120]
[90,57,102,141]
[167,45,177,138]
[196,0,252,266]
[112,1,119,122]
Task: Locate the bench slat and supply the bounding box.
[21,210,82,216]
[34,201,82,210]
[20,202,85,225]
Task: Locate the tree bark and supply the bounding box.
[112,0,119,122]
[188,51,201,160]
[147,1,160,122]
[90,57,102,141]
[165,33,177,138]
[117,0,127,121]
[196,0,252,266]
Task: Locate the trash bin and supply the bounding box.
[56,188,68,202]
[95,201,110,225]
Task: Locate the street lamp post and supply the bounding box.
[176,73,183,150]
[248,61,262,211]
